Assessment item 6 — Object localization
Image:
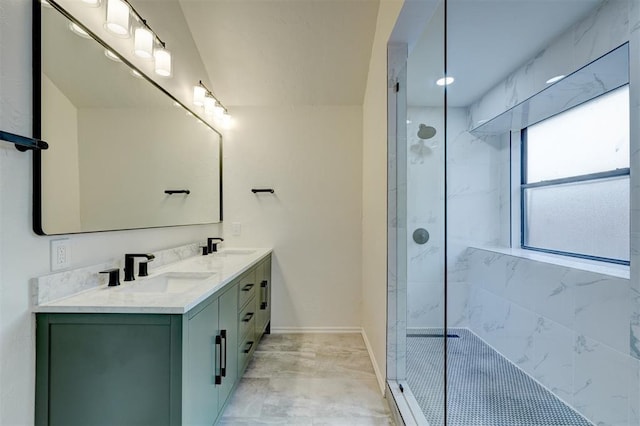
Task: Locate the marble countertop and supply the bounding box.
[34,248,272,314]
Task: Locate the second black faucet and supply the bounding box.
[124,253,155,281]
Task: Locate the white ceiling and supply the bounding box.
[408,0,603,107]
[178,0,380,106]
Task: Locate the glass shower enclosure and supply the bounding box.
[387,1,640,425]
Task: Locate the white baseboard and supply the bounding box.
[270,326,362,334]
[361,328,386,395]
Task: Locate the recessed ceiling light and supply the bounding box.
[436,76,455,86]
[546,75,565,84]
[104,49,122,62]
[69,22,91,39]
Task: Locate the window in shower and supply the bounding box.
[521,84,630,265]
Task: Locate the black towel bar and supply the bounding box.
[251,188,274,194]
[164,189,190,195]
[0,130,49,151]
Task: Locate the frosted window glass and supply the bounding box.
[526,85,629,183]
[524,176,629,261]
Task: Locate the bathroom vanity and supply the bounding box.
[34,249,271,426]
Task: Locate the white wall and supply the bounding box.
[221,106,363,329]
[41,74,82,232]
[362,0,404,389]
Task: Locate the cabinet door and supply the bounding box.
[256,257,272,334]
[218,284,238,407]
[185,301,220,425]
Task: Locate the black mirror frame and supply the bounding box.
[31,0,223,235]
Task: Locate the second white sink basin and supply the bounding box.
[117,272,214,294]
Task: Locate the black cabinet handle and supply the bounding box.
[242,312,254,322]
[214,335,222,385]
[243,341,254,354]
[221,330,227,378]
[260,280,268,309]
[241,283,254,292]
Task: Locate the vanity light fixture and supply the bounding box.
[546,75,565,84]
[105,0,130,37]
[193,85,206,106]
[193,80,231,123]
[134,27,154,59]
[436,76,455,86]
[154,47,172,77]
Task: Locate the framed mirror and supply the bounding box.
[33,0,222,235]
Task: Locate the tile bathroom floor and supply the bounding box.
[220,333,394,425]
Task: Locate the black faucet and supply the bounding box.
[124,253,155,281]
[207,237,224,254]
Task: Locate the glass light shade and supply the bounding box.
[213,104,225,117]
[193,85,206,106]
[222,112,232,128]
[69,22,91,39]
[204,96,216,115]
[134,27,154,59]
[154,48,172,77]
[81,0,101,6]
[105,0,130,37]
[104,49,122,62]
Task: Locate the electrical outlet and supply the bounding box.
[232,222,241,237]
[51,239,71,271]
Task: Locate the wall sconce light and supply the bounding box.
[192,80,231,124]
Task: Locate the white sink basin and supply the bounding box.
[169,256,225,273]
[117,272,214,293]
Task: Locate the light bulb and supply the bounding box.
[105,0,130,37]
[69,22,91,39]
[204,96,216,115]
[193,85,206,106]
[154,47,171,77]
[81,0,101,6]
[134,27,154,59]
[436,76,454,86]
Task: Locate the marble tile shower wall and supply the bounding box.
[406,107,508,329]
[467,247,638,426]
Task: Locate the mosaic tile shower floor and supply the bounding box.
[406,329,592,426]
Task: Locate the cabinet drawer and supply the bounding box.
[238,335,256,375]
[238,297,256,342]
[238,270,257,309]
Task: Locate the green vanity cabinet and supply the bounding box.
[183,283,237,425]
[255,255,272,338]
[35,254,270,426]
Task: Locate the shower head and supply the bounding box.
[417,124,436,140]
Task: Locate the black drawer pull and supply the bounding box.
[221,330,227,378]
[243,341,254,354]
[260,280,268,310]
[241,283,254,292]
[214,335,222,385]
[242,312,254,322]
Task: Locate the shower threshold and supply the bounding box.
[405,328,593,426]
